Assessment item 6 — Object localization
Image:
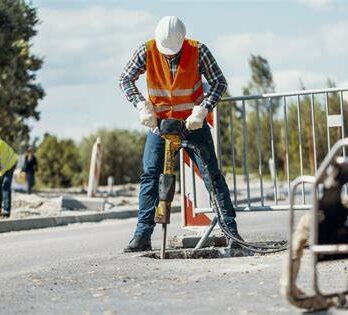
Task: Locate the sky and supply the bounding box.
[30,0,348,141]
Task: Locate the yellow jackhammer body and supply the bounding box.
[155,119,186,259]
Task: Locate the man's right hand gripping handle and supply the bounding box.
[136,101,158,129]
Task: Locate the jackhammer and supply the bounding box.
[156,118,287,259]
[155,119,185,259]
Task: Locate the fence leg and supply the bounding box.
[194,217,218,250]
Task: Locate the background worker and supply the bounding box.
[119,16,241,252]
[23,146,38,194]
[0,138,18,218]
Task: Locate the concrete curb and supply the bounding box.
[0,205,180,234]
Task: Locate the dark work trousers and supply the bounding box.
[134,120,237,238]
[26,170,35,194]
[0,165,16,214]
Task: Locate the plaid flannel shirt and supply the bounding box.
[119,42,227,111]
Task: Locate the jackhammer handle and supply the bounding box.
[158,118,190,139]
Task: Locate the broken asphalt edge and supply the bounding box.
[0,205,180,234]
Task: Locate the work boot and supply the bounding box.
[123,236,152,253]
[228,229,244,248]
[1,211,10,218]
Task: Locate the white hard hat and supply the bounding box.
[155,16,186,55]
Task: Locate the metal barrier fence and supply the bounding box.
[181,87,348,219]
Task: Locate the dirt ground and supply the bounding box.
[6,184,181,220]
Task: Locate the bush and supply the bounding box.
[80,129,146,185]
[36,134,82,188]
[35,129,146,188]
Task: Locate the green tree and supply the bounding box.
[243,54,275,97]
[218,91,241,172]
[245,109,283,175]
[287,93,325,176]
[218,55,279,177]
[36,134,82,188]
[240,55,283,177]
[0,0,44,146]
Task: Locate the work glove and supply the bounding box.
[185,106,208,130]
[136,101,157,129]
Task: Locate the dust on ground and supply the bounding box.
[6,183,178,220]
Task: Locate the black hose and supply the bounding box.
[181,140,288,254]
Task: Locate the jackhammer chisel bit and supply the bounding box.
[161,223,167,259]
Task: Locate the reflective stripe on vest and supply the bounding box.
[154,103,196,113]
[154,105,171,112]
[172,81,202,96]
[148,81,202,98]
[148,88,171,97]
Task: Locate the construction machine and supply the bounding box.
[283,138,348,311]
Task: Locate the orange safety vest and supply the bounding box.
[146,38,204,120]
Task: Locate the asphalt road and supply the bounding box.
[0,211,347,315]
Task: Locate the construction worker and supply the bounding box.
[23,146,38,194]
[0,138,18,218]
[120,16,241,252]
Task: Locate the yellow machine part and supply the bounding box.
[155,135,181,224]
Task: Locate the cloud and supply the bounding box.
[33,6,157,87]
[321,21,348,56]
[213,21,348,96]
[214,32,323,94]
[30,4,348,141]
[340,81,348,88]
[226,71,332,97]
[33,82,141,140]
[35,6,155,55]
[214,32,317,73]
[225,75,248,96]
[31,6,156,140]
[297,0,332,9]
[273,70,333,91]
